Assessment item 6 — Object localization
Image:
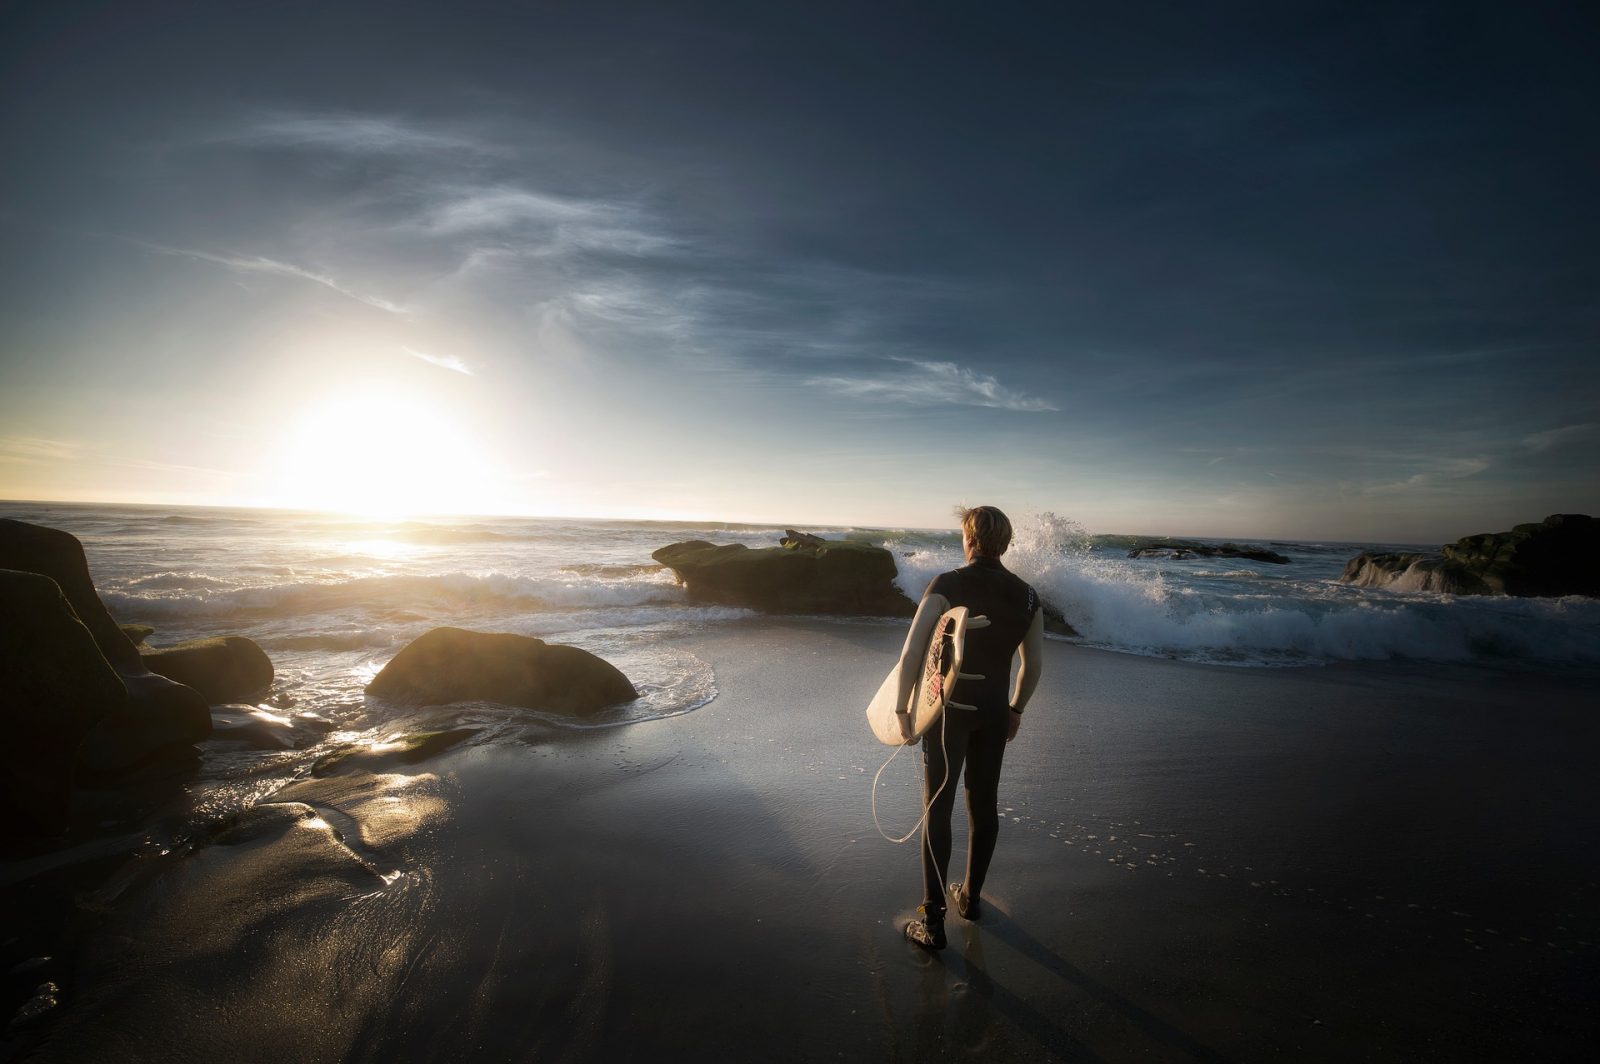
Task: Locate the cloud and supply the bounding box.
[403,346,473,375]
[1362,456,1490,496]
[0,436,235,479]
[807,358,1057,412]
[1522,423,1597,453]
[0,436,82,463]
[222,113,499,158]
[144,243,408,315]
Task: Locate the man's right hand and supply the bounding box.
[898,712,914,744]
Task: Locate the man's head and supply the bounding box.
[956,504,1013,559]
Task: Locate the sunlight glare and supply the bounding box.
[270,387,502,517]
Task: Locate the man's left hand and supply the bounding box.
[1006,708,1022,742]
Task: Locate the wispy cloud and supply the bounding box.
[807,358,1057,412]
[0,435,236,479]
[1522,423,1597,453]
[0,435,82,463]
[403,346,473,375]
[221,113,500,158]
[143,243,407,315]
[1362,457,1490,496]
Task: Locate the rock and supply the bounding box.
[142,636,274,704]
[780,529,828,550]
[1039,600,1080,638]
[1337,553,1488,595]
[366,627,637,713]
[0,520,211,778]
[1338,515,1599,597]
[0,569,126,838]
[1441,514,1600,597]
[311,727,480,777]
[1127,540,1291,564]
[120,623,154,646]
[653,539,916,615]
[207,705,332,751]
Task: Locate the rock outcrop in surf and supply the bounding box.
[1339,514,1600,597]
[366,626,638,713]
[653,535,916,616]
[0,520,212,796]
[1126,541,1291,564]
[142,636,274,704]
[0,568,127,837]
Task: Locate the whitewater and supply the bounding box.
[5,501,1597,732]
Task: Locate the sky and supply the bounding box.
[1,1,1596,541]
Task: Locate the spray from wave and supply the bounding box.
[942,513,1600,667]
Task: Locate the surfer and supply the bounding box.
[900,505,1044,950]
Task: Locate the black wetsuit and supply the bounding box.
[920,555,1039,913]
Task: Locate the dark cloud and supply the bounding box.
[1,0,1596,533]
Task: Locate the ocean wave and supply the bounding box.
[1000,513,1600,666]
[118,571,238,592]
[103,569,690,621]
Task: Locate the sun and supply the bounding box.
[269,387,502,518]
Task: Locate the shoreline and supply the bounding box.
[6,622,1596,1061]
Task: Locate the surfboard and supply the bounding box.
[866,606,973,746]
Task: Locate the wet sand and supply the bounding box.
[11,621,1599,1062]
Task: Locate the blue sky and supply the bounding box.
[1,1,1596,540]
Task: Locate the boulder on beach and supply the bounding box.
[1127,540,1291,564]
[366,627,637,714]
[0,569,126,838]
[142,636,274,704]
[653,537,916,616]
[1339,514,1599,597]
[0,519,211,778]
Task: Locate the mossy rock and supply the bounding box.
[141,636,274,704]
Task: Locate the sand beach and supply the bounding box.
[8,617,1596,1062]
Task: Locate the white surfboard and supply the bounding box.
[866,606,977,746]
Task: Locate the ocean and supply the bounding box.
[5,501,1597,736]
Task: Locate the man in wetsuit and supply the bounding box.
[897,505,1044,949]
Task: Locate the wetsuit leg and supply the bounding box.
[920,713,973,912]
[960,717,1008,901]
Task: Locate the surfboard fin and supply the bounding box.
[947,700,978,712]
[957,671,985,681]
[965,614,992,629]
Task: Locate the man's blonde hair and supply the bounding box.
[956,504,1013,557]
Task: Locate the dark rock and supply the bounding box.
[0,569,126,838]
[212,801,321,846]
[653,539,916,616]
[1441,514,1599,597]
[207,705,332,751]
[780,529,828,550]
[1337,553,1489,595]
[120,623,154,646]
[312,727,480,777]
[1127,540,1291,564]
[1039,601,1080,638]
[142,636,274,704]
[1339,515,1599,597]
[366,627,637,713]
[0,520,211,778]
